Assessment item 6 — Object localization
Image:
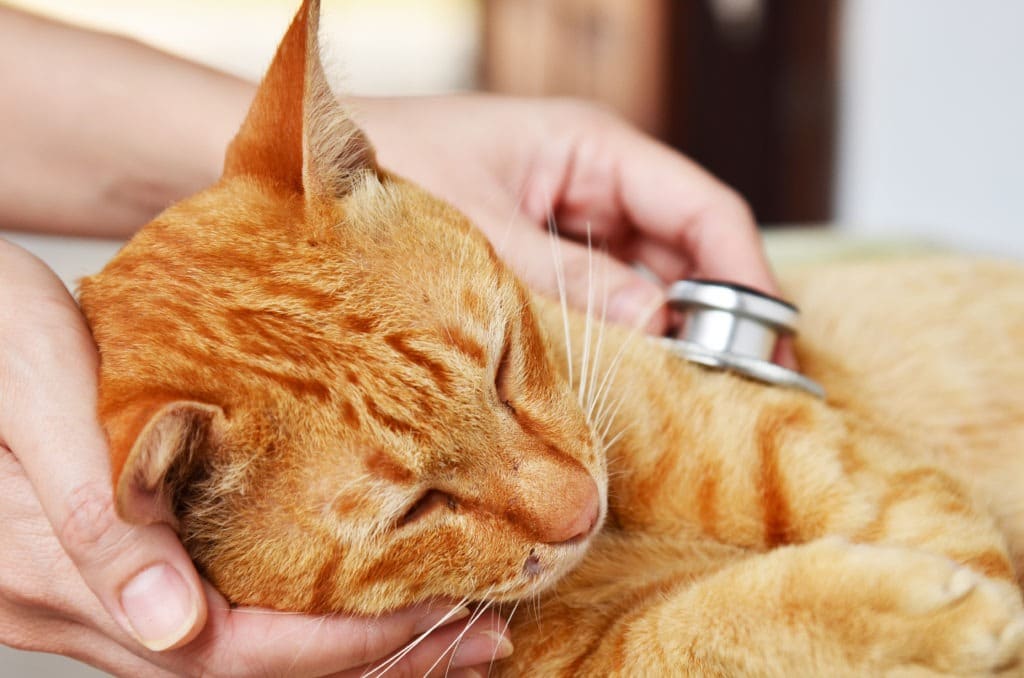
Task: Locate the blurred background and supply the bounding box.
[1,0,1022,674]
[7,0,1024,257]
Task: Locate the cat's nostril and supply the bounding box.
[396,489,451,528]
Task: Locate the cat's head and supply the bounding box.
[78,0,605,614]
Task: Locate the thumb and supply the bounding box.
[494,222,669,334]
[0,241,207,652]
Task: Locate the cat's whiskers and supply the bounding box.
[530,589,544,631]
[286,612,329,676]
[226,607,318,616]
[359,597,470,678]
[425,588,497,678]
[577,225,596,410]
[544,192,574,389]
[586,296,664,451]
[542,208,612,430]
[604,468,628,481]
[584,243,611,424]
[494,185,529,260]
[602,421,631,454]
[484,599,519,678]
[594,388,625,439]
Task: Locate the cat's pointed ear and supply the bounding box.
[108,399,223,526]
[222,0,377,198]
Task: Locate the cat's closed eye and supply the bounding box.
[396,489,454,528]
[495,335,516,414]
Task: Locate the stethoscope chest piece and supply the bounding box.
[661,279,825,399]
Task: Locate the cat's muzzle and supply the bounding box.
[661,280,826,399]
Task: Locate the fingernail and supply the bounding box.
[120,563,198,651]
[413,605,470,635]
[451,629,514,667]
[609,285,665,330]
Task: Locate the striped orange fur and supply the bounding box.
[78,1,1024,674]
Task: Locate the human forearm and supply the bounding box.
[0,7,254,237]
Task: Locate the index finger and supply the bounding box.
[609,125,782,296]
[181,585,508,677]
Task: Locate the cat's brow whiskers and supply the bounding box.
[359,597,470,678]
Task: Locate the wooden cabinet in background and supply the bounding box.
[482,0,840,224]
[483,0,668,136]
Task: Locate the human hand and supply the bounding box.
[356,95,787,350]
[0,239,508,677]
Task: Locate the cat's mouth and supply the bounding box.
[494,502,607,602]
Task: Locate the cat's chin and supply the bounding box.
[487,521,604,604]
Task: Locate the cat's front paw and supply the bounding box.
[818,539,1024,675]
[903,564,1024,675]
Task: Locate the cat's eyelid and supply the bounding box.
[495,332,516,411]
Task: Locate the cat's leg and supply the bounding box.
[575,537,1024,676]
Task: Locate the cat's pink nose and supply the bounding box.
[505,453,601,544]
[543,476,600,544]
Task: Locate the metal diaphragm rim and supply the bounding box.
[658,337,826,399]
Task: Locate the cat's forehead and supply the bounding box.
[329,178,524,314]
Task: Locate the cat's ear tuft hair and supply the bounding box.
[110,400,223,526]
[223,0,377,199]
[301,0,377,199]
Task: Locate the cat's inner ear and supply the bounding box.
[112,400,222,527]
[222,0,377,198]
[301,1,377,199]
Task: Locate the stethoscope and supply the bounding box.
[660,280,825,399]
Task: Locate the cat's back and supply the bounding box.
[783,255,1024,439]
[784,255,1024,568]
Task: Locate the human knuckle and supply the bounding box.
[59,481,123,558]
[0,570,48,615]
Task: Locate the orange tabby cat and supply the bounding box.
[78,1,1024,674]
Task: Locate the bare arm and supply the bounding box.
[0,6,253,237]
